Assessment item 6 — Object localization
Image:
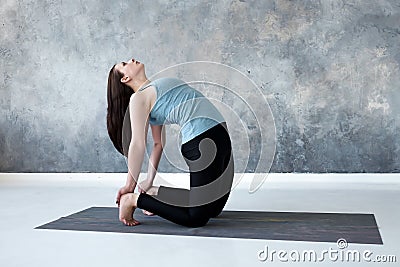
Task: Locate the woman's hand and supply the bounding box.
[116,185,133,207]
[138,178,154,194]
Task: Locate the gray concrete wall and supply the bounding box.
[1,0,399,173]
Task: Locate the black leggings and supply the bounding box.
[137,122,234,228]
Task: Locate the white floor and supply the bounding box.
[0,173,399,267]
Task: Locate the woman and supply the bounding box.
[107,57,234,228]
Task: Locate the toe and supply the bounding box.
[122,219,140,226]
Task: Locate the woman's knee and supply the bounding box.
[183,216,210,228]
[183,208,211,228]
[188,219,209,228]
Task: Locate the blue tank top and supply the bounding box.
[138,77,226,144]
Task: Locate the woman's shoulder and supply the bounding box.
[153,77,187,88]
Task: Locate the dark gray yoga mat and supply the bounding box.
[35,207,382,244]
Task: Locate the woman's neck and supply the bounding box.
[131,78,151,93]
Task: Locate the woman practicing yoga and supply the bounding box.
[107,57,234,228]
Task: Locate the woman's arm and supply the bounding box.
[125,94,150,191]
[146,125,166,183]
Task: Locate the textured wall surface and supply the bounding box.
[1,0,400,173]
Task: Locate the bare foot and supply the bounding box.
[119,193,140,226]
[142,210,154,216]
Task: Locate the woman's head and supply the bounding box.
[114,58,145,86]
[106,57,149,156]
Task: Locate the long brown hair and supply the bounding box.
[106,64,133,156]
